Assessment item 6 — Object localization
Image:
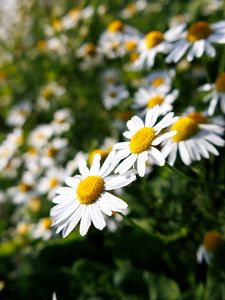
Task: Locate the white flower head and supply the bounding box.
[162,113,225,166]
[102,85,129,109]
[51,153,136,237]
[113,106,178,177]
[166,21,225,63]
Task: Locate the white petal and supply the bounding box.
[105,173,136,190]
[145,105,159,127]
[152,131,176,146]
[131,115,144,130]
[55,187,73,195]
[65,177,80,188]
[149,147,165,166]
[178,141,191,165]
[79,206,91,236]
[61,205,84,238]
[89,204,106,230]
[98,196,113,216]
[90,153,101,175]
[137,151,148,177]
[123,131,133,139]
[103,192,128,211]
[78,159,89,177]
[115,154,137,174]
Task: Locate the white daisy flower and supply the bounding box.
[28,125,53,148]
[31,217,53,241]
[166,21,225,63]
[162,114,225,166]
[38,167,66,200]
[40,138,68,167]
[112,106,178,177]
[120,0,147,19]
[144,69,175,93]
[50,153,136,237]
[134,27,176,69]
[6,101,31,127]
[51,108,73,134]
[197,230,223,265]
[38,81,65,110]
[199,72,225,115]
[102,85,129,109]
[98,20,140,59]
[134,87,179,116]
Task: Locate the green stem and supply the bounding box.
[203,58,211,83]
[218,47,225,75]
[165,163,195,182]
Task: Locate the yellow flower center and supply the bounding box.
[46,147,58,157]
[28,197,41,212]
[52,19,63,31]
[41,217,52,230]
[49,177,59,188]
[187,112,207,124]
[110,91,117,98]
[108,20,124,33]
[18,183,32,193]
[17,223,30,236]
[41,88,55,100]
[151,77,165,87]
[88,149,110,165]
[85,43,96,56]
[187,21,212,42]
[130,127,155,154]
[77,176,104,205]
[124,40,137,51]
[130,52,139,62]
[203,230,223,252]
[145,31,164,49]
[68,7,80,18]
[37,40,46,51]
[126,3,137,14]
[171,117,199,142]
[147,95,164,108]
[27,147,38,155]
[215,72,225,92]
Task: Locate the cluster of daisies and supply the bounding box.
[0,3,225,260]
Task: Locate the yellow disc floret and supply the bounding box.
[88,149,110,165]
[188,112,207,124]
[77,176,104,205]
[187,21,212,42]
[203,230,223,252]
[171,117,199,142]
[108,20,124,33]
[124,40,137,51]
[147,95,164,108]
[130,127,155,154]
[49,177,59,189]
[151,77,165,87]
[215,72,225,93]
[41,217,52,230]
[145,31,164,49]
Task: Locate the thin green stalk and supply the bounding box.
[165,162,196,182]
[203,58,211,83]
[218,48,225,75]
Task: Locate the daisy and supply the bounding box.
[51,108,73,135]
[197,230,223,265]
[6,101,31,127]
[28,125,53,148]
[40,138,68,167]
[144,69,175,93]
[102,85,129,109]
[38,82,65,110]
[134,87,179,116]
[50,153,136,237]
[120,0,147,19]
[113,106,178,177]
[161,114,225,166]
[166,21,225,63]
[134,26,176,69]
[31,217,53,241]
[199,72,225,115]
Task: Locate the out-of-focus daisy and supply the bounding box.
[7,171,36,204]
[134,27,177,69]
[199,72,225,115]
[113,106,178,177]
[98,20,140,59]
[76,42,102,69]
[101,68,121,86]
[166,21,225,63]
[31,217,53,241]
[134,87,178,116]
[197,230,223,265]
[162,114,224,166]
[40,138,68,167]
[16,222,31,237]
[120,0,147,19]
[51,108,73,135]
[38,167,66,199]
[6,101,31,127]
[50,153,136,237]
[38,82,65,110]
[102,85,129,109]
[28,125,53,148]
[144,69,175,93]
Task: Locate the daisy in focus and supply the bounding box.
[161,112,225,166]
[197,230,223,265]
[50,153,136,237]
[113,105,178,177]
[199,72,225,115]
[166,21,225,63]
[134,87,179,116]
